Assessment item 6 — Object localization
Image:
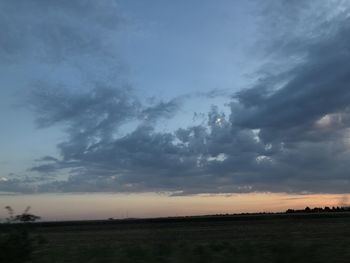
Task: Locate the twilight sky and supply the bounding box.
[1,0,350,220]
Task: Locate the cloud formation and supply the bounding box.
[2,0,350,195]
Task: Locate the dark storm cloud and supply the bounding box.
[3,0,350,195]
[28,84,140,130]
[22,89,268,194]
[0,179,34,194]
[30,164,58,174]
[233,7,350,142]
[21,86,194,186]
[35,156,59,163]
[224,0,350,194]
[141,97,183,122]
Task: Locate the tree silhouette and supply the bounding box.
[0,206,42,263]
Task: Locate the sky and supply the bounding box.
[1,0,350,220]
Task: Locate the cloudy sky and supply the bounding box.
[1,0,350,220]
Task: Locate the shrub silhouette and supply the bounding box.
[5,206,40,223]
[0,206,42,263]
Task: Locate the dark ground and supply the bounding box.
[3,212,350,263]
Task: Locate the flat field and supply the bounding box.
[9,213,350,262]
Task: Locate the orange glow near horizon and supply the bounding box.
[0,192,349,221]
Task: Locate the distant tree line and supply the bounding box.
[286,206,350,214]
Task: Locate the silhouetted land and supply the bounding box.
[2,210,350,262]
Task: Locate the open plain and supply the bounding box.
[12,212,350,263]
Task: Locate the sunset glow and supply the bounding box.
[1,193,348,221]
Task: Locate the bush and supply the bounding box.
[0,206,42,263]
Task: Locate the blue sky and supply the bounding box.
[1,0,350,219]
[115,0,259,97]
